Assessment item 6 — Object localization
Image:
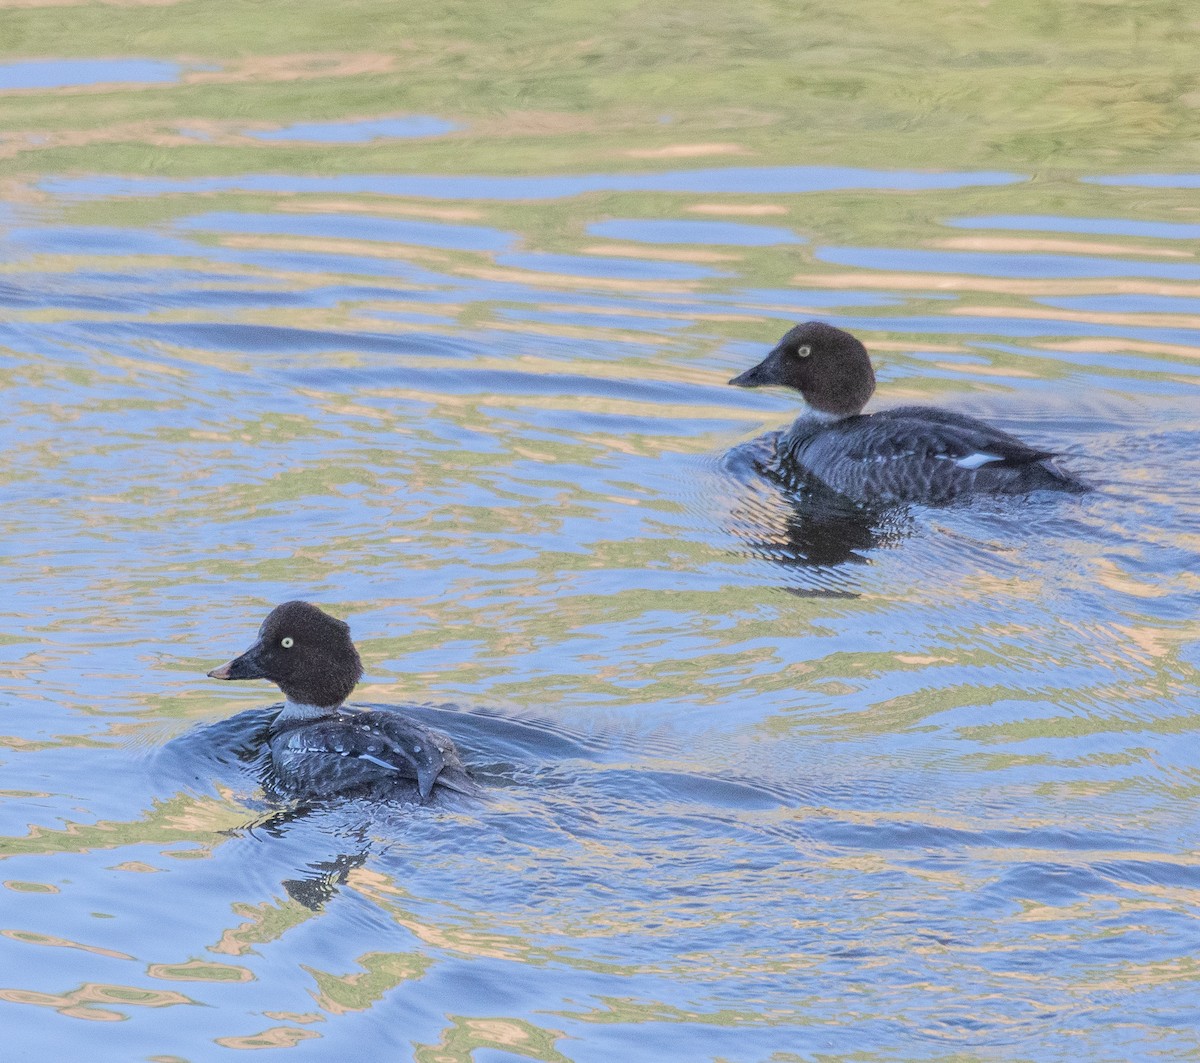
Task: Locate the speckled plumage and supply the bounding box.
[776,405,1083,505]
[268,706,475,801]
[208,601,476,802]
[731,322,1087,505]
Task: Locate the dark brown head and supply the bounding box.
[207,600,363,708]
[729,321,876,417]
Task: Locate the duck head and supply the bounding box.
[730,321,876,418]
[208,600,363,709]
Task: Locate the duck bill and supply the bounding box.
[729,345,785,388]
[207,639,268,681]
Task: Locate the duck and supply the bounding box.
[729,321,1087,505]
[207,600,475,802]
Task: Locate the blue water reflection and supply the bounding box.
[246,115,459,141]
[721,287,910,308]
[790,311,1200,352]
[494,250,726,280]
[501,308,697,333]
[588,218,805,245]
[951,214,1200,239]
[1038,294,1200,314]
[819,245,1200,280]
[0,58,180,90]
[175,211,517,252]
[3,225,206,259]
[43,166,1024,201]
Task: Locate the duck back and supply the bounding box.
[778,406,1088,505]
[268,706,477,802]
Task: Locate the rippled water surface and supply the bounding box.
[2,3,1199,1060]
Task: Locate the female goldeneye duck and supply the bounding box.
[207,600,474,802]
[729,321,1087,505]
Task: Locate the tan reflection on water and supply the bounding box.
[624,142,749,158]
[686,203,788,216]
[183,53,396,85]
[932,236,1194,258]
[213,233,468,272]
[0,794,250,860]
[579,243,741,263]
[484,318,677,346]
[792,271,1200,298]
[344,867,566,966]
[215,1025,321,1049]
[414,1015,571,1063]
[549,995,783,1029]
[1,929,133,959]
[0,122,217,159]
[210,897,318,956]
[305,951,429,1015]
[279,199,486,221]
[1045,338,1200,359]
[1112,621,1200,663]
[452,264,707,296]
[929,359,1039,378]
[951,303,1200,337]
[0,982,194,1021]
[146,960,254,983]
[262,1010,324,1024]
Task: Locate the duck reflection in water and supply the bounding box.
[721,435,916,573]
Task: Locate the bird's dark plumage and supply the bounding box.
[208,601,476,802]
[731,322,1087,504]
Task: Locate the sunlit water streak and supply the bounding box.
[1,153,1199,1061]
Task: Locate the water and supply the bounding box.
[2,5,1200,1060]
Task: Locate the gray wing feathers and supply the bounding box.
[779,408,1080,503]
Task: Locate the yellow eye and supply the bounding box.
[281,637,294,648]
[797,345,812,358]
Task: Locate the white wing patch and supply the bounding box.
[358,752,402,773]
[951,451,1003,469]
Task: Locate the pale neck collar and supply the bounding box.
[277,698,340,723]
[782,405,853,449]
[796,403,851,425]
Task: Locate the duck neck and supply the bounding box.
[792,403,852,430]
[800,405,849,423]
[277,698,340,723]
